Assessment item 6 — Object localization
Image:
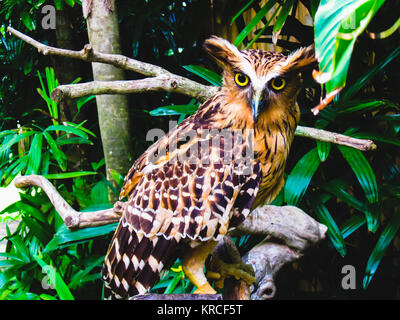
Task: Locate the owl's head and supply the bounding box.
[203,36,316,126]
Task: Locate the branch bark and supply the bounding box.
[7,26,377,151]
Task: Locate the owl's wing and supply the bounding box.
[102,121,262,298]
[119,116,195,199]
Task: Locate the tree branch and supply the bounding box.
[14,175,123,229]
[7,26,377,151]
[7,26,216,103]
[51,76,218,103]
[295,125,377,151]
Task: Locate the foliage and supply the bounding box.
[0,0,399,300]
[152,0,400,296]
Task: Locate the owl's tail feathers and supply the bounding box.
[101,218,178,300]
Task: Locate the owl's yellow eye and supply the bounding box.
[234,73,249,87]
[270,77,286,91]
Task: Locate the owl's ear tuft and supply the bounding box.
[285,45,317,73]
[203,36,242,67]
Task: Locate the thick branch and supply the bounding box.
[8,26,377,151]
[51,76,218,103]
[220,206,327,300]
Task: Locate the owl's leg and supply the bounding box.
[182,240,218,294]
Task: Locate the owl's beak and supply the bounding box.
[251,91,268,122]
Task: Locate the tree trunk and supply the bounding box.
[82,0,133,202]
[54,7,80,122]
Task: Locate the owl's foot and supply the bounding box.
[206,257,256,289]
[193,282,217,294]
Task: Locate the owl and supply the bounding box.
[102,36,316,299]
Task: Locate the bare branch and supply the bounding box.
[14,175,123,229]
[295,125,377,151]
[7,26,216,102]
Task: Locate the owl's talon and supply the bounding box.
[207,257,256,287]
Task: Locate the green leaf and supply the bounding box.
[164,272,183,294]
[109,168,124,187]
[284,148,321,205]
[183,65,222,86]
[16,201,46,223]
[314,0,386,93]
[9,235,31,263]
[234,0,278,46]
[21,11,35,31]
[363,211,400,289]
[340,214,366,239]
[3,156,28,186]
[322,178,376,229]
[68,256,105,289]
[231,0,256,24]
[150,104,200,117]
[341,46,400,101]
[45,124,89,139]
[43,171,98,180]
[53,0,63,10]
[273,0,294,33]
[65,121,96,138]
[337,100,396,114]
[76,95,95,112]
[21,215,51,244]
[43,131,67,171]
[26,133,43,175]
[317,140,331,162]
[44,223,118,252]
[312,200,347,257]
[33,255,74,300]
[337,145,378,203]
[0,131,38,154]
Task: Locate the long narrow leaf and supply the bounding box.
[337,145,378,203]
[45,124,89,139]
[44,171,98,180]
[33,255,74,300]
[0,131,38,154]
[312,200,346,257]
[284,148,321,205]
[363,211,400,289]
[337,145,379,231]
[183,65,222,86]
[273,0,294,33]
[27,133,43,175]
[234,0,278,46]
[43,131,67,171]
